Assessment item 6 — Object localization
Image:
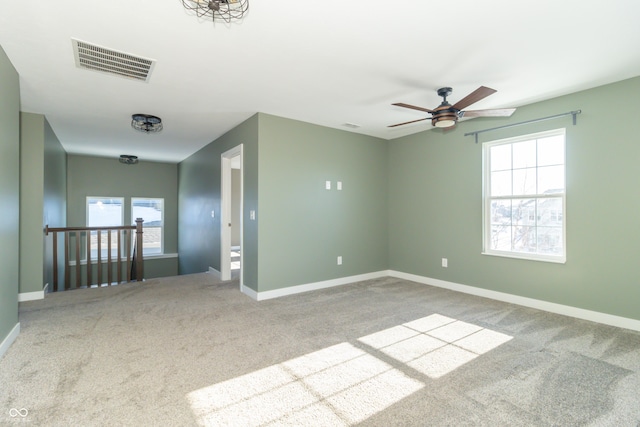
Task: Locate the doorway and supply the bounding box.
[221,145,243,285]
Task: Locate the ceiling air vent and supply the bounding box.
[72,39,155,82]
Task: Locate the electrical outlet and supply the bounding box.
[442,258,448,268]
[337,256,342,265]
[325,181,331,190]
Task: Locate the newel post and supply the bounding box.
[135,218,144,281]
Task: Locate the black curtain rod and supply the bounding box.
[464,110,582,143]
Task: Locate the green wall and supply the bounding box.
[388,76,640,321]
[0,45,20,350]
[19,113,45,294]
[19,112,67,294]
[66,155,179,279]
[257,114,388,291]
[43,118,67,290]
[178,114,259,289]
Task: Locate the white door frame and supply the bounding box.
[221,144,243,285]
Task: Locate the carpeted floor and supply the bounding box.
[1,273,640,426]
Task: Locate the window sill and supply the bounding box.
[482,251,566,264]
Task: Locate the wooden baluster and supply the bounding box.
[52,231,59,292]
[135,218,144,282]
[75,231,81,289]
[86,231,92,287]
[126,229,132,282]
[107,230,112,286]
[64,231,70,290]
[97,230,102,287]
[117,229,122,284]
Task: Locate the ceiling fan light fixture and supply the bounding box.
[131,114,163,134]
[119,155,139,165]
[182,0,249,22]
[432,113,457,128]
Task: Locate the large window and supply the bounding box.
[86,197,124,258]
[483,129,566,263]
[132,198,164,255]
[86,197,164,257]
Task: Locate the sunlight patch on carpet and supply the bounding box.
[359,314,513,379]
[187,314,511,425]
[187,343,423,426]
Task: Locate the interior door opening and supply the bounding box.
[221,145,243,285]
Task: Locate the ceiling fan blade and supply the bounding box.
[388,117,430,128]
[452,86,497,111]
[392,103,435,114]
[461,108,516,118]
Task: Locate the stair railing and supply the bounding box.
[44,218,144,291]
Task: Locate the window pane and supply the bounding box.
[537,197,563,226]
[490,144,511,171]
[538,135,565,166]
[511,199,535,226]
[490,200,511,226]
[537,227,563,254]
[512,168,536,196]
[512,140,536,169]
[512,225,536,253]
[87,198,123,226]
[490,224,511,251]
[132,199,163,226]
[537,165,564,194]
[143,226,162,254]
[491,170,512,196]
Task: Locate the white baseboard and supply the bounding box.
[388,270,640,332]
[252,271,389,301]
[241,284,258,300]
[208,267,221,279]
[18,283,48,302]
[0,323,20,360]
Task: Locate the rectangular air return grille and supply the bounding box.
[72,39,155,82]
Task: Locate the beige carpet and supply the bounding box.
[1,273,640,426]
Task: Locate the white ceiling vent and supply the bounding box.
[72,39,155,82]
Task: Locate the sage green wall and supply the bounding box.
[388,76,640,321]
[0,45,20,347]
[43,118,67,289]
[257,114,388,292]
[178,114,259,290]
[19,113,45,294]
[67,155,178,279]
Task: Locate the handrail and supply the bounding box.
[46,224,137,233]
[45,218,144,292]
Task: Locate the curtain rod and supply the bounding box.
[464,110,582,143]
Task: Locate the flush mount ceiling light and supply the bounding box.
[119,155,139,165]
[131,114,163,134]
[181,0,249,22]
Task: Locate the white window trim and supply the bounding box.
[482,128,566,264]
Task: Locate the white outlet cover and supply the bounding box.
[326,181,331,190]
[337,181,342,190]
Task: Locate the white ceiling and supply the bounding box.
[1,1,639,163]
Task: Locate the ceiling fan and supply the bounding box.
[389,86,515,129]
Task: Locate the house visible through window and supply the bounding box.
[132,198,164,255]
[482,129,566,263]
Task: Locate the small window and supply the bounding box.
[132,198,164,255]
[482,129,566,263]
[86,197,124,258]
